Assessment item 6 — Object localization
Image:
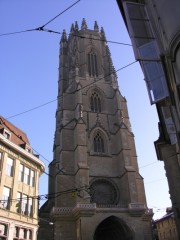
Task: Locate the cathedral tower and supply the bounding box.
[39,19,153,240]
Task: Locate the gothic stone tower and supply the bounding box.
[39,19,153,240]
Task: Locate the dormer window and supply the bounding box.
[26,146,32,153]
[20,143,32,153]
[3,130,10,139]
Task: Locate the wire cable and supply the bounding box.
[41,28,132,46]
[0,0,80,37]
[5,60,137,120]
[0,116,87,191]
[139,161,158,169]
[40,0,80,28]
[0,185,89,204]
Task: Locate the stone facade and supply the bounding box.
[0,116,45,240]
[38,20,153,240]
[154,208,178,240]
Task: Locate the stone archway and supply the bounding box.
[93,216,134,240]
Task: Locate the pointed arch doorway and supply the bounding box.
[93,216,134,240]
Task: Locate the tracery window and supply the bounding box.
[88,52,98,77]
[91,92,101,112]
[94,132,104,153]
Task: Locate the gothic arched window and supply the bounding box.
[94,132,104,153]
[88,52,98,77]
[91,92,101,112]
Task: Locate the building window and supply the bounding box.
[6,157,14,177]
[28,197,33,216]
[16,192,33,216]
[91,92,101,112]
[14,227,19,239]
[2,186,11,209]
[3,131,10,139]
[13,227,32,240]
[24,167,30,184]
[29,230,32,240]
[25,146,31,153]
[18,164,24,182]
[29,170,35,187]
[88,52,98,77]
[18,164,35,187]
[0,223,8,239]
[0,152,3,171]
[94,132,104,153]
[21,194,28,215]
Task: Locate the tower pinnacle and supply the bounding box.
[81,18,87,30]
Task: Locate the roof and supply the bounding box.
[0,115,30,147]
[155,210,174,223]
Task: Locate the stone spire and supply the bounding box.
[81,18,87,30]
[75,21,79,31]
[94,21,99,32]
[60,29,67,43]
[100,27,106,42]
[60,29,67,55]
[69,23,75,39]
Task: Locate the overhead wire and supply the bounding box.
[6,60,137,120]
[0,1,132,47]
[0,0,138,205]
[40,0,80,28]
[0,6,140,200]
[0,115,89,195]
[0,0,81,37]
[0,185,89,204]
[0,0,80,37]
[0,26,132,47]
[1,59,138,195]
[139,161,159,169]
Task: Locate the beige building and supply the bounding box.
[154,208,178,240]
[116,0,180,238]
[38,20,153,240]
[0,116,45,240]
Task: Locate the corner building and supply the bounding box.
[39,19,153,240]
[0,116,45,240]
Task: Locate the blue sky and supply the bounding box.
[0,0,171,219]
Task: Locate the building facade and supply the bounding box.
[0,116,45,240]
[154,208,178,240]
[38,19,153,240]
[116,0,180,237]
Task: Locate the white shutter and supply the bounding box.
[139,41,169,102]
[123,2,169,104]
[123,2,154,57]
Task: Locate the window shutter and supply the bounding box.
[123,2,169,104]
[139,41,169,102]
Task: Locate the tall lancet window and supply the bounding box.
[91,92,101,112]
[94,132,104,153]
[88,52,98,77]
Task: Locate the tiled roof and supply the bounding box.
[0,115,30,147]
[155,211,174,223]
